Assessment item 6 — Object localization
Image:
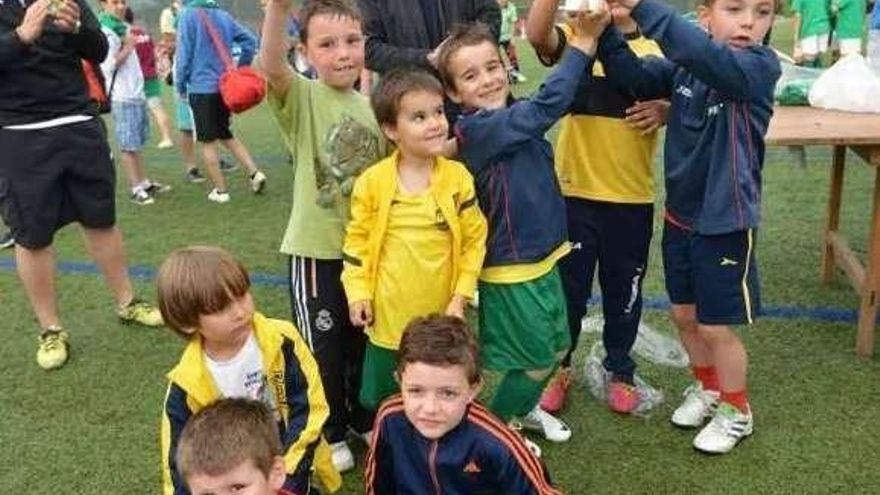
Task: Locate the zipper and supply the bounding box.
[428,440,441,495]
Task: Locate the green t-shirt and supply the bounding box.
[833,0,867,39]
[793,0,831,37]
[268,74,388,259]
[499,3,517,43]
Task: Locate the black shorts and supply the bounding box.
[188,92,233,143]
[0,119,116,249]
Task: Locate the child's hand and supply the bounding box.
[445,295,466,319]
[567,8,612,55]
[625,99,669,135]
[349,300,373,327]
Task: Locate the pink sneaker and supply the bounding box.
[607,380,640,414]
[539,368,572,414]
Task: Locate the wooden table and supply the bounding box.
[766,106,880,357]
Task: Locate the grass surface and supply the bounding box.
[2,25,880,494]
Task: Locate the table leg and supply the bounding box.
[821,146,846,284]
[855,165,880,357]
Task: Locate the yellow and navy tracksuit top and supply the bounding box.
[366,396,561,495]
[160,312,341,495]
[341,151,487,343]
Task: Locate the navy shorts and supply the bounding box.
[662,220,761,325]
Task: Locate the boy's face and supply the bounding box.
[104,0,128,19]
[187,458,285,495]
[698,0,774,49]
[399,362,481,440]
[196,292,255,353]
[301,14,365,90]
[445,41,510,111]
[383,90,448,161]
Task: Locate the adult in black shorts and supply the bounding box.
[0,0,163,371]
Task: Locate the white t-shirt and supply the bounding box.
[100,26,145,103]
[205,333,276,411]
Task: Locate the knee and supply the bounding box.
[696,324,738,347]
[669,305,697,333]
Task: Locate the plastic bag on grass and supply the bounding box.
[583,341,664,416]
[773,62,822,106]
[808,54,880,113]
[580,316,689,368]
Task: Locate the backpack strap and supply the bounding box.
[195,8,234,71]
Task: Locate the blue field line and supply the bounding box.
[0,258,861,324]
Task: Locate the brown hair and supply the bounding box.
[176,398,281,484]
[371,67,444,126]
[397,314,481,385]
[436,22,498,91]
[298,0,362,44]
[156,246,250,337]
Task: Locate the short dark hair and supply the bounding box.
[371,67,444,126]
[156,246,251,337]
[299,0,362,45]
[176,398,282,485]
[397,314,481,385]
[437,22,498,90]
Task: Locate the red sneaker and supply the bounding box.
[607,380,640,414]
[539,368,572,414]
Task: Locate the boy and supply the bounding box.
[791,0,830,67]
[175,0,266,203]
[125,7,175,149]
[260,0,388,472]
[597,0,781,453]
[527,0,668,415]
[157,246,340,495]
[176,399,290,495]
[99,0,171,205]
[499,0,527,82]
[341,68,487,412]
[436,16,607,443]
[366,315,560,495]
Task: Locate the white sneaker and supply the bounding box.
[157,138,173,149]
[249,170,266,194]
[329,440,355,472]
[207,188,230,204]
[518,406,572,442]
[131,188,155,205]
[671,382,720,428]
[693,402,753,454]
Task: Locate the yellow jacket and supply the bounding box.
[341,150,487,305]
[160,312,341,495]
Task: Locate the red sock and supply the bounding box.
[692,366,720,392]
[721,390,750,414]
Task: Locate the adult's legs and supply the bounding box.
[80,226,134,307]
[15,244,60,329]
[221,137,259,176]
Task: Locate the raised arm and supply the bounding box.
[260,0,295,94]
[596,25,675,100]
[526,0,564,63]
[70,0,108,63]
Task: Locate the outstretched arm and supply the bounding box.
[526,0,564,64]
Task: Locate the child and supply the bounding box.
[366,315,560,495]
[526,0,667,415]
[175,0,266,203]
[125,7,175,149]
[791,0,830,67]
[436,17,607,443]
[157,246,340,494]
[99,0,171,205]
[176,399,290,495]
[596,0,781,453]
[260,0,388,472]
[341,68,487,412]
[498,0,527,82]
[829,0,867,58]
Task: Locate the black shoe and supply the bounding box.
[185,167,207,183]
[219,159,239,174]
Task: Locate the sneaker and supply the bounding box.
[184,167,206,183]
[157,138,174,149]
[692,402,753,454]
[518,406,572,442]
[36,329,70,370]
[144,180,172,196]
[0,229,14,249]
[208,188,230,204]
[131,188,155,205]
[219,158,238,174]
[671,382,721,428]
[249,170,267,194]
[116,298,164,327]
[607,380,641,414]
[329,441,354,473]
[539,367,572,414]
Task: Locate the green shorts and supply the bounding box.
[144,77,162,99]
[478,266,570,371]
[359,342,399,411]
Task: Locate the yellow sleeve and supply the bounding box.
[341,171,375,303]
[454,168,488,298]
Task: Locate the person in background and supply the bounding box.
[499,0,527,82]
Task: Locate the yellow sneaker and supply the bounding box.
[117,298,164,327]
[36,329,70,370]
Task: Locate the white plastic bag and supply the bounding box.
[808,54,880,113]
[583,342,664,416]
[580,316,689,368]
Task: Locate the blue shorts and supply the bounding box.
[175,94,193,132]
[662,220,761,325]
[111,100,149,151]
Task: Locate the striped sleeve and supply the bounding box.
[365,396,404,495]
[160,383,193,495]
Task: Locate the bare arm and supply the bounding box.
[260,0,294,94]
[526,0,562,62]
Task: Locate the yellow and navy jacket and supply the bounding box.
[366,396,561,495]
[341,150,487,305]
[160,312,341,495]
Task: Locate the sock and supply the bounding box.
[720,390,750,414]
[692,366,720,392]
[489,370,548,422]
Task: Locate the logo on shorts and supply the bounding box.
[720,257,739,266]
[463,460,481,474]
[315,309,334,332]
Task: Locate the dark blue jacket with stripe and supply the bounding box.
[598,0,780,235]
[454,48,593,268]
[366,396,561,495]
